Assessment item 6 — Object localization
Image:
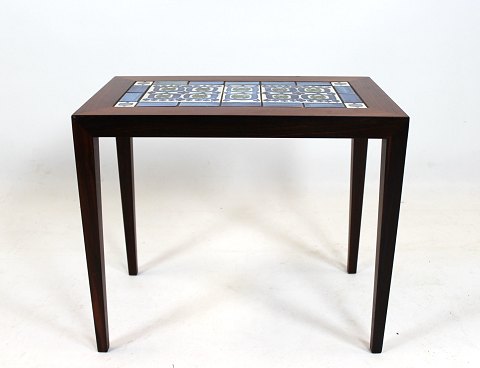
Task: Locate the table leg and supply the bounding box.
[73,122,109,352]
[116,137,138,275]
[347,138,368,274]
[370,128,408,353]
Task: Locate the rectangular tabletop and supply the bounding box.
[74,76,407,118]
[72,76,408,139]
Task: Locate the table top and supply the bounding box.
[73,76,407,118]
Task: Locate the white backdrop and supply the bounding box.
[1,1,480,367]
[1,0,479,186]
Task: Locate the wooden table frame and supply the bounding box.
[72,76,409,353]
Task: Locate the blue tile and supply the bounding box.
[263,102,303,107]
[296,81,331,86]
[225,81,260,85]
[119,92,143,102]
[153,80,188,85]
[179,102,220,106]
[297,86,336,95]
[339,94,362,103]
[222,84,261,105]
[128,84,149,93]
[182,91,223,102]
[262,85,297,93]
[137,102,178,107]
[189,81,224,85]
[334,86,356,95]
[148,85,187,94]
[262,81,296,85]
[304,103,344,108]
[221,102,261,107]
[331,82,350,86]
[300,93,341,103]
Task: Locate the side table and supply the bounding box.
[72,76,409,353]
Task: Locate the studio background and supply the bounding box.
[1,1,479,367]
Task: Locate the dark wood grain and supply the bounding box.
[77,115,407,139]
[72,119,109,352]
[116,137,138,276]
[370,125,409,353]
[72,76,409,354]
[348,138,368,274]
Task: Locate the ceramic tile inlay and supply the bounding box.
[115,81,366,108]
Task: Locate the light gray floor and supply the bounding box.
[1,139,479,368]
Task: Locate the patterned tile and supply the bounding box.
[178,83,224,106]
[296,81,331,86]
[136,102,178,107]
[262,83,342,107]
[222,82,261,106]
[225,81,259,85]
[176,99,220,106]
[139,83,224,106]
[114,80,366,108]
[115,101,137,108]
[331,82,350,86]
[263,81,296,86]
[153,81,187,85]
[345,102,367,108]
[189,81,224,85]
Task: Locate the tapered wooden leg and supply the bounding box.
[347,138,368,274]
[73,121,109,352]
[370,128,408,353]
[116,137,138,276]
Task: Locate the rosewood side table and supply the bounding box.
[72,76,409,353]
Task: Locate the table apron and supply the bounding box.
[73,115,409,139]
